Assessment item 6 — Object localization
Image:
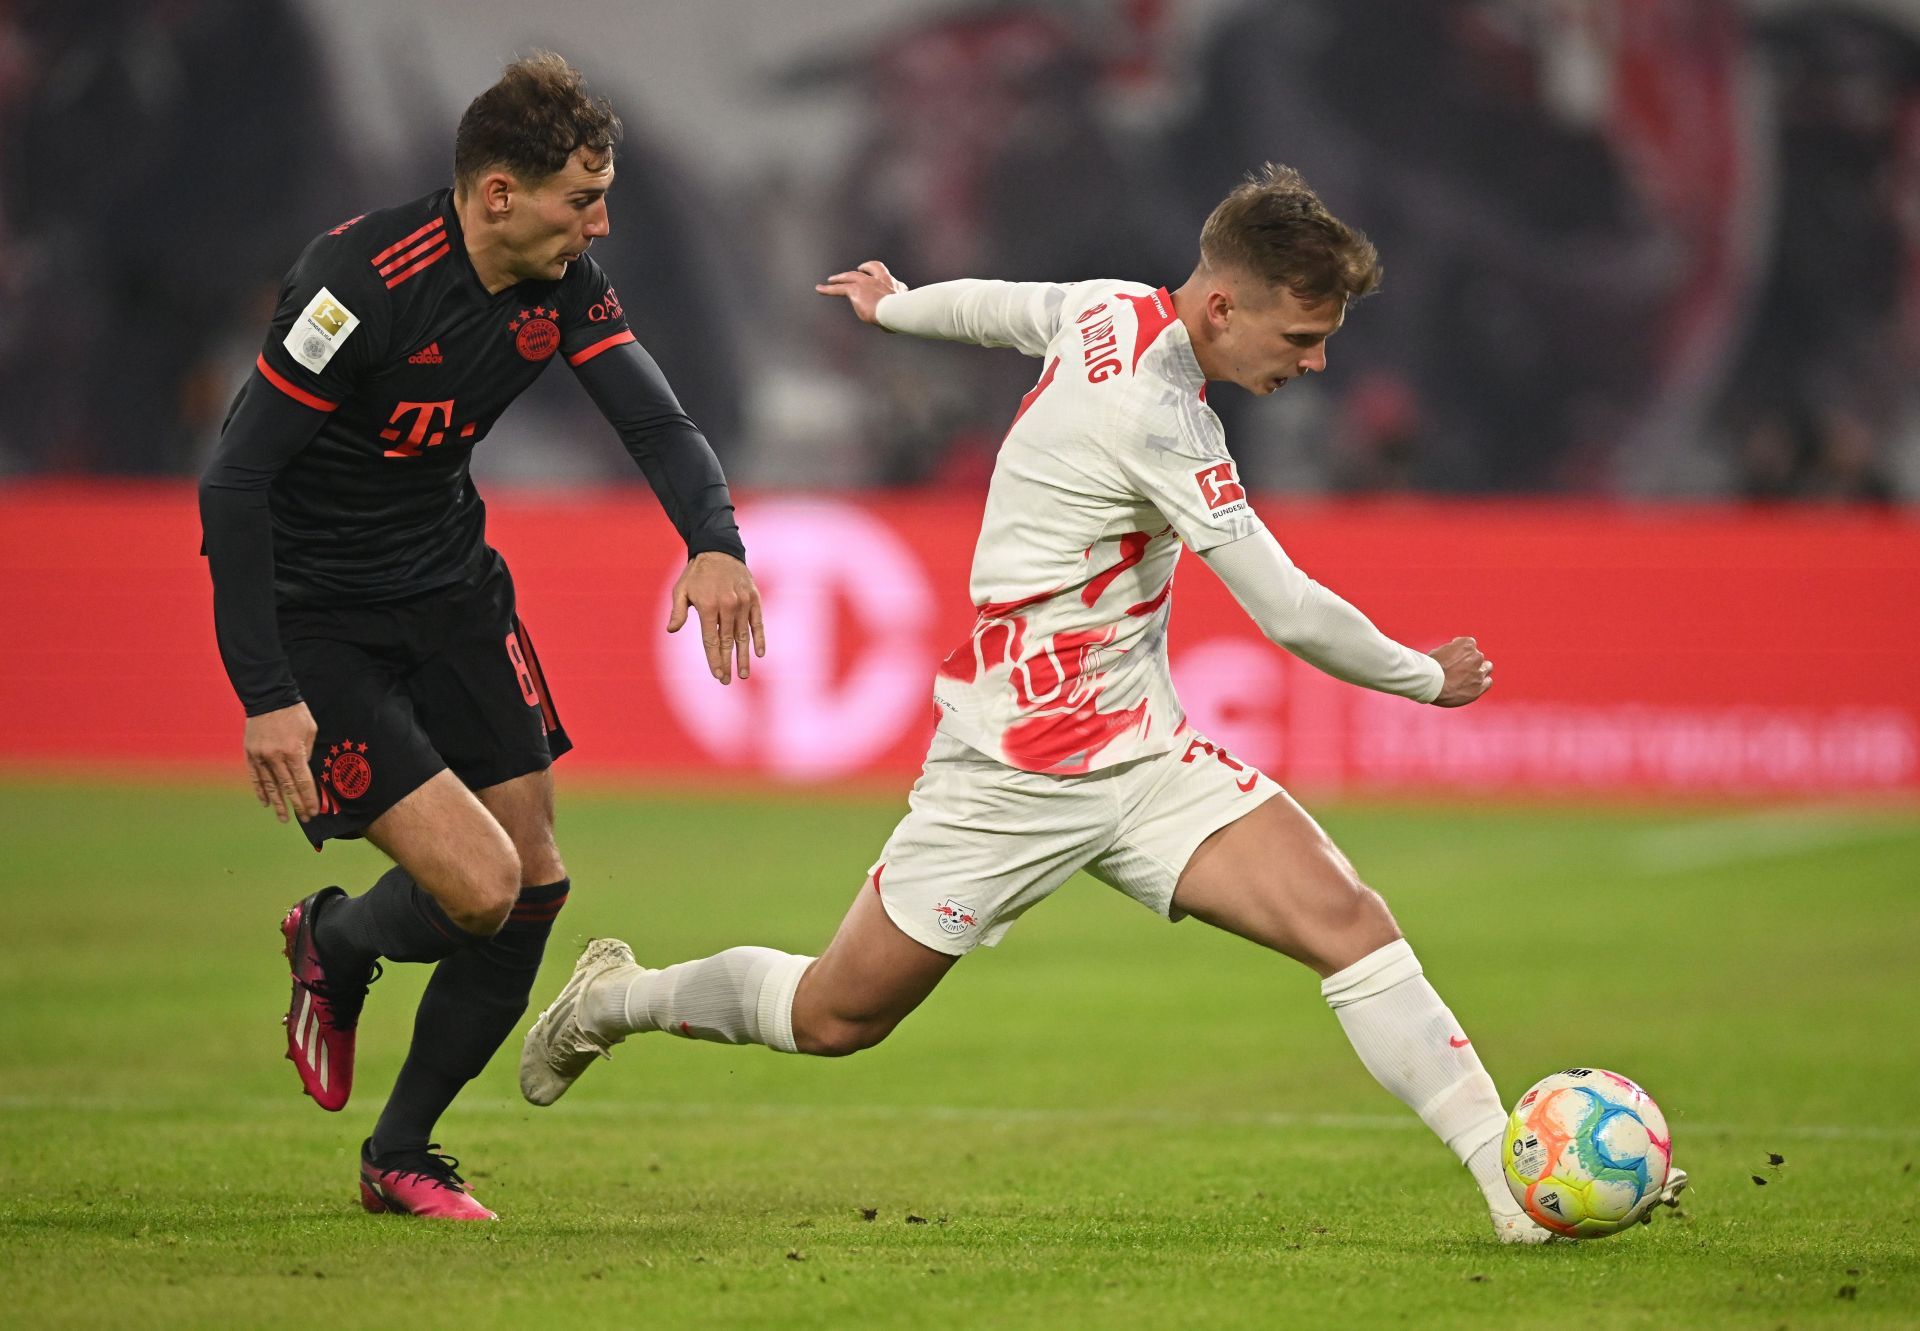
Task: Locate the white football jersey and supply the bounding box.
[887,279,1262,774]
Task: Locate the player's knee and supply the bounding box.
[447,845,523,936]
[793,1012,893,1058]
[1319,879,1401,961]
[515,830,565,886]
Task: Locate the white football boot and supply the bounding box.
[520,937,640,1106]
[1492,1208,1563,1244]
[1641,1165,1690,1221]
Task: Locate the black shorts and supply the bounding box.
[281,551,571,848]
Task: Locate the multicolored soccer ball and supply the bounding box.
[1502,1068,1673,1238]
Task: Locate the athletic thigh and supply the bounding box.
[1168,777,1401,977]
[1087,730,1283,922]
[870,733,1117,955]
[474,768,564,887]
[365,768,521,926]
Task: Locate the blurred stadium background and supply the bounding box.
[2,0,1917,794]
[5,4,1920,1326]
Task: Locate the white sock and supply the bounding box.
[586,947,814,1054]
[1322,939,1519,1218]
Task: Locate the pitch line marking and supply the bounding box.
[1628,807,1915,873]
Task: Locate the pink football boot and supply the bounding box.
[279,887,377,1111]
[358,1141,498,1220]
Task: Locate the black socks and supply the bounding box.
[314,866,479,972]
[369,879,570,1157]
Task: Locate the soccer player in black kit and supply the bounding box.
[198,53,764,1220]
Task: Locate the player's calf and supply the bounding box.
[790,1008,898,1058]
[373,879,571,1152]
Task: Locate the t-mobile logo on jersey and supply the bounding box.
[1193,462,1247,517]
[381,399,478,457]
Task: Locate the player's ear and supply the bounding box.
[481,171,516,218]
[1208,287,1235,331]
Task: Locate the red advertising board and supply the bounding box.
[2,482,1915,795]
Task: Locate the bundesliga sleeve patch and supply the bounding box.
[283,287,361,373]
[1193,460,1249,520]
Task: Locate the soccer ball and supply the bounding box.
[1503,1068,1673,1238]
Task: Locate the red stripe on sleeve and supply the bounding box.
[255,355,339,412]
[377,232,447,277]
[370,216,445,265]
[565,329,636,366]
[382,243,450,289]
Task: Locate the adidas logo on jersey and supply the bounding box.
[407,342,444,365]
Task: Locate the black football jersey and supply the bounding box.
[243,189,642,605]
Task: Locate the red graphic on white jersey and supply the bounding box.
[1179,734,1260,792]
[1080,531,1149,607]
[939,533,1182,774]
[1194,461,1246,513]
[1118,288,1178,372]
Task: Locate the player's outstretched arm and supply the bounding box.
[817,261,1067,357]
[1200,529,1478,705]
[569,339,764,685]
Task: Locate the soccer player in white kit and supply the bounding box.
[521,164,1679,1242]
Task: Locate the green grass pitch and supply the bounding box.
[2,778,1917,1328]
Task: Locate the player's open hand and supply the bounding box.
[668,551,766,684]
[1428,636,1493,707]
[244,702,320,822]
[815,261,907,325]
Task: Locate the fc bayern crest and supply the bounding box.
[323,741,373,800]
[510,306,561,361]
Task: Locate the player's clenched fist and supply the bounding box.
[815,261,908,325]
[1428,636,1493,708]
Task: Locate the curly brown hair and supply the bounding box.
[1198,163,1381,306]
[454,52,622,187]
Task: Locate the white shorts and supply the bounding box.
[870,727,1283,956]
